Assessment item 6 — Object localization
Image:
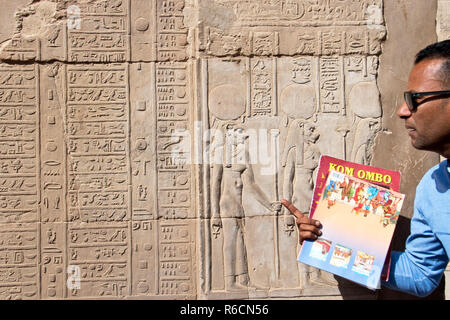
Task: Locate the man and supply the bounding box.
[282,39,450,298]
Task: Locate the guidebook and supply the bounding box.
[297,155,403,290]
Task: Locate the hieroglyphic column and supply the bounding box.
[65,1,131,298]
[39,63,67,299]
[250,58,276,117]
[155,0,194,294]
[154,0,195,298]
[0,37,40,299]
[318,56,344,114]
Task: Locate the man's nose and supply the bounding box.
[396,100,412,118]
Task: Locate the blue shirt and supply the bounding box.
[382,159,450,297]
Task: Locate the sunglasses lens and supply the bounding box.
[404,92,415,111]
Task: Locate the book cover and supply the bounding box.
[298,156,403,290]
[309,155,402,216]
[309,155,401,281]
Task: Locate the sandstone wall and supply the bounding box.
[0,0,444,300]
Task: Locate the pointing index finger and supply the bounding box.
[281,199,304,219]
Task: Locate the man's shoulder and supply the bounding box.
[417,159,449,193]
[424,159,448,178]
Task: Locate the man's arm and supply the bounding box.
[382,206,448,297]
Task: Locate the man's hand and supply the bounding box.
[281,199,323,244]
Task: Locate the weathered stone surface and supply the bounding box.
[437,0,450,41]
[0,0,443,300]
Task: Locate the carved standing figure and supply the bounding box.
[282,120,320,214]
[210,122,281,291]
[281,119,336,288]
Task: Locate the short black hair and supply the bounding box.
[415,40,450,63]
[415,40,450,88]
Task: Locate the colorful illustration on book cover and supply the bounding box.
[298,168,405,289]
[330,244,352,268]
[322,171,403,227]
[310,155,402,218]
[309,239,332,261]
[352,251,375,276]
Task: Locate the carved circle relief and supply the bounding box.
[135,18,150,32]
[176,174,188,186]
[179,264,188,273]
[176,105,186,116]
[209,84,245,120]
[177,209,188,219]
[179,229,189,239]
[47,288,56,297]
[137,281,149,293]
[280,84,316,119]
[136,138,147,151]
[348,81,382,118]
[176,87,186,99]
[179,193,188,202]
[46,141,58,152]
[176,70,186,81]
[179,282,189,292]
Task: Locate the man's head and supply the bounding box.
[414,40,450,88]
[397,40,450,158]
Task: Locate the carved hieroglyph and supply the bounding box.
[437,0,450,41]
[0,0,387,299]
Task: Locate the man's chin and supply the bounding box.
[410,138,425,151]
[411,139,437,153]
[411,141,423,150]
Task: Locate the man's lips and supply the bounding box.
[405,123,415,131]
[405,125,416,138]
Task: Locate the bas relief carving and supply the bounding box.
[210,122,282,292]
[0,0,392,299]
[202,53,383,298]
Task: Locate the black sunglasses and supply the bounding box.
[404,90,450,111]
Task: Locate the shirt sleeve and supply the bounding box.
[381,206,447,297]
